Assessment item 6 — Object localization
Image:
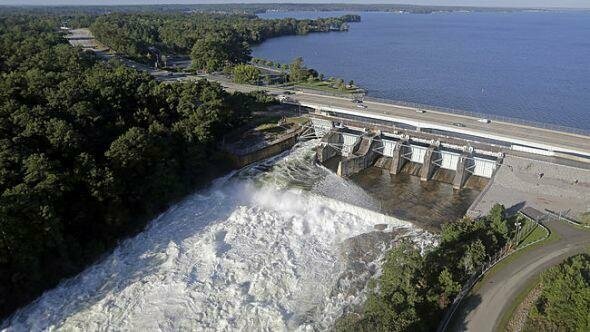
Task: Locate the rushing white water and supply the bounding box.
[2,141,434,331]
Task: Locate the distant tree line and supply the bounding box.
[0,4,531,16]
[89,12,360,71]
[0,14,271,318]
[335,204,520,331]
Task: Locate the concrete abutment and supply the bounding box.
[337,132,383,177]
[390,140,409,175]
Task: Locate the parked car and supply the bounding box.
[356,104,368,109]
[416,109,425,113]
[478,118,491,124]
[351,99,362,104]
[452,122,466,127]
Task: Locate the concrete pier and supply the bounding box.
[337,133,383,177]
[453,153,472,190]
[420,145,439,181]
[316,129,342,163]
[390,140,409,175]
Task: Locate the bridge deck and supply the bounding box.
[296,92,590,158]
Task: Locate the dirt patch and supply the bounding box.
[506,282,543,332]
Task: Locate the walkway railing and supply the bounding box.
[436,211,551,332]
[291,87,590,136]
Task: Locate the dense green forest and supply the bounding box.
[0,3,537,15]
[89,13,359,69]
[525,254,590,330]
[335,204,519,331]
[0,14,271,318]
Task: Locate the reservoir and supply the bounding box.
[253,11,590,130]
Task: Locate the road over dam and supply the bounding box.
[211,80,590,160]
[66,28,590,159]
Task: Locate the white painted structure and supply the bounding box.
[410,145,427,164]
[310,119,498,179]
[472,157,497,178]
[342,133,359,157]
[300,102,590,158]
[382,139,397,157]
[440,150,461,170]
[310,118,333,137]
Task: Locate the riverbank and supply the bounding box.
[2,139,434,331]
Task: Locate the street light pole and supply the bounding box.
[514,221,522,246]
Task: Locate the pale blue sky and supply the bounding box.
[0,0,588,9]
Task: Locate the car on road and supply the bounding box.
[283,91,295,95]
[452,122,466,127]
[278,95,292,103]
[351,99,362,104]
[478,118,491,124]
[356,104,368,109]
[416,109,425,113]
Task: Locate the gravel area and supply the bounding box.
[468,155,590,221]
[506,283,543,332]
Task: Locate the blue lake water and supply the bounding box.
[253,11,590,130]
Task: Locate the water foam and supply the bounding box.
[2,142,433,331]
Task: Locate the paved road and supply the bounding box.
[451,219,590,332]
[67,28,590,158]
[209,80,590,158]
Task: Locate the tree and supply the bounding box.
[288,57,307,82]
[362,242,426,331]
[336,78,346,91]
[527,254,590,331]
[190,29,251,72]
[233,64,261,85]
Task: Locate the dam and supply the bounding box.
[288,93,590,223]
[308,112,502,190]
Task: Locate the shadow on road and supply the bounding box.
[506,201,527,217]
[448,293,482,331]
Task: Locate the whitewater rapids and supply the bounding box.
[2,141,434,331]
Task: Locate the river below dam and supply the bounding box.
[2,141,481,330]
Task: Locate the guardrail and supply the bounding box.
[436,211,551,332]
[363,96,590,136]
[201,75,590,136]
[290,87,590,136]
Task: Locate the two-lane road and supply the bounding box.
[213,80,590,158]
[67,29,589,159]
[451,219,590,331]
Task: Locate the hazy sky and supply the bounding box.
[0,0,589,9]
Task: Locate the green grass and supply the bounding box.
[481,224,554,331]
[501,250,590,331]
[472,228,558,293]
[253,116,308,133]
[293,80,360,94]
[518,224,549,249]
[579,212,590,225]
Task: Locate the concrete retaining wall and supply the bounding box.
[316,129,343,163]
[227,131,300,168]
[337,134,382,177]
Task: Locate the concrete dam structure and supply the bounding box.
[310,114,502,189]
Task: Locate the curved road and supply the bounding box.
[451,219,590,332]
